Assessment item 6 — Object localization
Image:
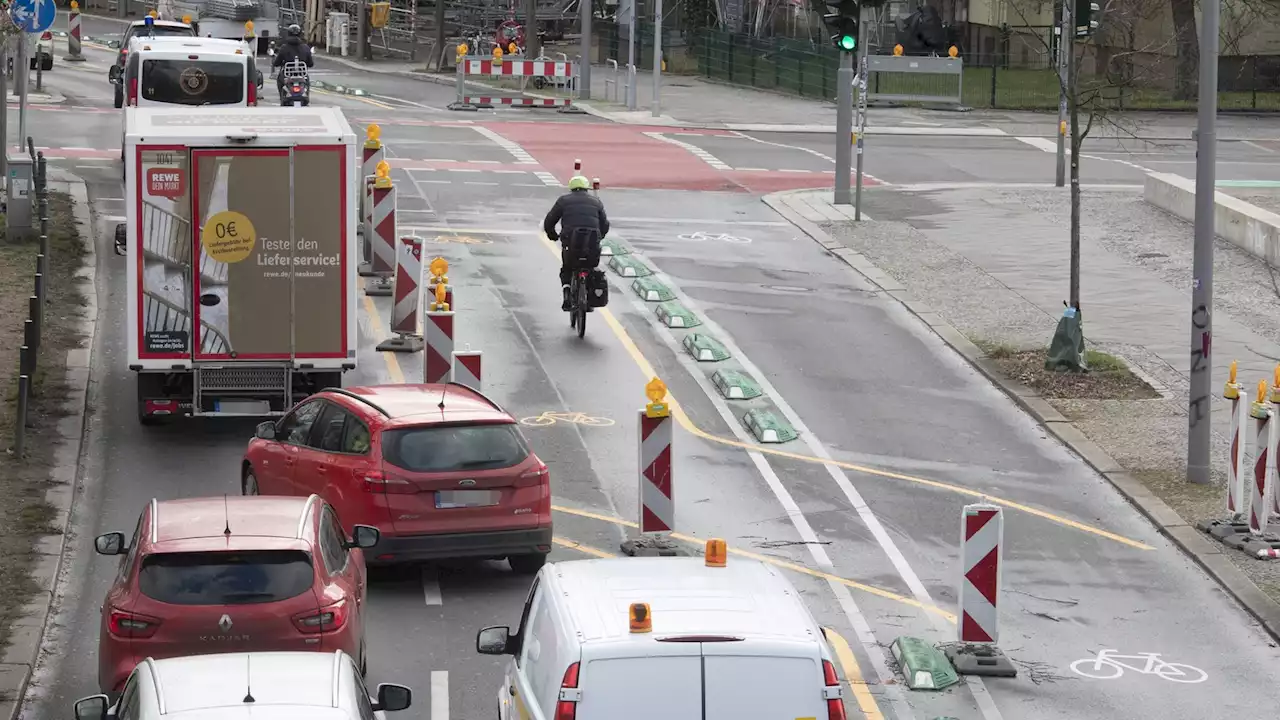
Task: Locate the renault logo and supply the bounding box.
[218,614,233,632]
[459,479,476,487]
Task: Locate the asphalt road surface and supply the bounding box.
[15,22,1280,720]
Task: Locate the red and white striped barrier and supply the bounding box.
[639,378,674,534]
[945,504,1017,677]
[1271,373,1280,518]
[1227,362,1248,520]
[425,311,455,384]
[448,55,581,113]
[1249,383,1274,536]
[375,236,424,353]
[359,127,385,277]
[452,348,482,391]
[462,59,575,77]
[366,163,396,297]
[67,2,86,61]
[462,96,573,108]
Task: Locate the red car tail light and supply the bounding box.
[359,469,415,494]
[822,659,846,720]
[553,662,580,720]
[516,462,549,487]
[40,32,52,41]
[108,608,161,639]
[247,81,257,106]
[292,598,348,633]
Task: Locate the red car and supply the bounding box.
[94,495,379,695]
[241,383,552,573]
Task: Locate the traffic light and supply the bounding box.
[1075,0,1100,36]
[823,0,860,52]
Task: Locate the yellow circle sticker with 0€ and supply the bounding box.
[202,211,257,263]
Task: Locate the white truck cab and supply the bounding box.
[476,540,848,720]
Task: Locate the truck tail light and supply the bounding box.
[248,81,257,106]
[553,662,580,720]
[291,599,348,633]
[128,77,138,106]
[359,469,415,494]
[822,660,846,720]
[108,608,161,639]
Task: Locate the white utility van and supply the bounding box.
[112,36,263,111]
[475,541,848,720]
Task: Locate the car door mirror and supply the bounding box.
[108,65,122,83]
[94,532,127,556]
[372,683,412,712]
[476,625,512,655]
[254,421,277,440]
[74,695,110,720]
[347,524,380,549]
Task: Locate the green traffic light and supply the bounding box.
[839,35,856,51]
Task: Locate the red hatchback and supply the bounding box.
[241,383,552,573]
[94,495,379,695]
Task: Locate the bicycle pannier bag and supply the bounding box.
[587,269,609,307]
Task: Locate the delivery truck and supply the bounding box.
[117,105,358,423]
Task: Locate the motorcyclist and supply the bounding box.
[543,175,609,311]
[272,24,314,99]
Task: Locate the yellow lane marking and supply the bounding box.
[314,88,394,109]
[363,295,405,383]
[551,504,956,623]
[823,627,885,720]
[534,234,1152,551]
[552,537,615,559]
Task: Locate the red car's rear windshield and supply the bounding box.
[383,423,529,473]
[139,550,313,605]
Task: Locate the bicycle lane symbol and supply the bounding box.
[1069,650,1208,684]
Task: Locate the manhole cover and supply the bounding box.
[764,285,811,293]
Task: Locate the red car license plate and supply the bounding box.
[435,490,500,509]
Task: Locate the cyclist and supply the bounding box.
[543,175,609,311]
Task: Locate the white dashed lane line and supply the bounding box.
[645,131,734,171]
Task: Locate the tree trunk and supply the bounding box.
[1068,28,1081,310]
[1171,0,1199,100]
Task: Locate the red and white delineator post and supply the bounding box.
[639,378,674,534]
[66,1,86,61]
[451,345,482,391]
[366,161,395,297]
[424,293,454,384]
[1226,360,1248,521]
[945,504,1017,677]
[1249,381,1274,537]
[375,236,425,353]
[359,125,385,277]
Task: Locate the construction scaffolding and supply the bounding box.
[277,0,419,58]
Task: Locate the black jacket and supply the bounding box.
[543,190,609,244]
[273,36,314,69]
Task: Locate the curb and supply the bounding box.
[0,173,98,720]
[762,187,1280,644]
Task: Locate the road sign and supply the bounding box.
[10,0,56,33]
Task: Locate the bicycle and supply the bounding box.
[1069,650,1207,683]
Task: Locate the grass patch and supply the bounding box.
[978,341,1159,400]
[0,191,87,659]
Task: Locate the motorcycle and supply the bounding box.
[278,59,311,107]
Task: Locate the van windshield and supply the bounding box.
[141,59,244,105]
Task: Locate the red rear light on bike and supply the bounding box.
[554,662,580,720]
[359,469,416,494]
[822,660,846,720]
[292,599,348,633]
[109,608,161,639]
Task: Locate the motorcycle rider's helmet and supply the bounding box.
[287,24,301,37]
[568,175,590,191]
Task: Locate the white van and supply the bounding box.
[475,541,848,720]
[113,36,263,111]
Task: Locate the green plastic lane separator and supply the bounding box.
[656,301,701,329]
[711,369,761,399]
[609,255,652,278]
[632,277,675,302]
[600,238,631,257]
[890,637,959,691]
[741,408,798,443]
[683,334,730,362]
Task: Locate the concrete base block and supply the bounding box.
[1198,517,1250,540]
[358,262,378,278]
[620,534,684,557]
[1224,531,1280,554]
[375,334,423,353]
[944,643,1018,678]
[365,277,393,297]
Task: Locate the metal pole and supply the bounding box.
[579,0,592,99]
[1188,0,1220,485]
[16,37,28,156]
[625,0,636,109]
[35,38,42,93]
[1055,0,1067,187]
[651,0,662,116]
[1,38,8,186]
[853,19,868,220]
[834,52,854,205]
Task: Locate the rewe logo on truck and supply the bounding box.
[147,168,185,198]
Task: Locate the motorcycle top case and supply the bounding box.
[587,269,609,307]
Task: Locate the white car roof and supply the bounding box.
[131,19,192,29]
[146,651,352,714]
[170,709,351,720]
[128,37,248,54]
[547,557,823,644]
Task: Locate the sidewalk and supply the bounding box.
[766,184,1280,634]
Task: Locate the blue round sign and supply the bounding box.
[10,0,56,34]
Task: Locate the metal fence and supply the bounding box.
[11,141,50,459]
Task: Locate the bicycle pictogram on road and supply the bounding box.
[520,411,615,428]
[1070,650,1207,684]
[677,231,752,244]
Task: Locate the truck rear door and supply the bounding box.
[701,645,827,720]
[574,645,703,720]
[189,146,348,361]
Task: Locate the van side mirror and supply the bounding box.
[74,695,110,720]
[108,65,122,83]
[347,525,380,549]
[476,626,512,655]
[114,223,127,256]
[372,683,412,712]
[94,532,127,556]
[254,421,276,440]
